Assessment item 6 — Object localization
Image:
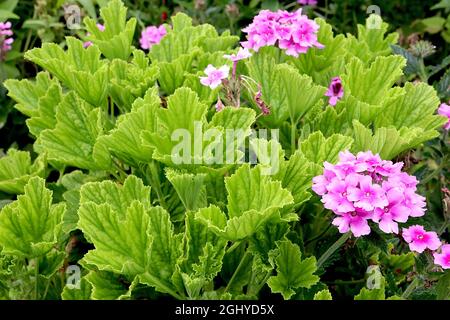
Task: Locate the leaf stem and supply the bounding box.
[402,277,420,299]
[225,251,250,293]
[317,232,351,269]
[291,119,296,154]
[34,257,39,300]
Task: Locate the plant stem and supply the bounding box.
[227,241,241,254]
[402,277,420,299]
[34,257,39,300]
[225,251,250,293]
[291,119,296,154]
[317,232,351,269]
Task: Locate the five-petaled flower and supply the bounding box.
[402,225,441,253]
[200,64,230,89]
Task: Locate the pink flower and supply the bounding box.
[402,225,441,253]
[224,47,252,79]
[438,102,450,131]
[223,47,252,62]
[372,188,409,233]
[200,64,230,89]
[140,25,167,50]
[83,23,105,48]
[0,21,14,60]
[433,244,450,269]
[325,76,344,106]
[312,150,430,237]
[297,0,318,6]
[347,175,388,211]
[241,9,324,57]
[332,209,372,237]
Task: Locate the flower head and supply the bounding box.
[140,25,167,50]
[241,9,324,57]
[325,76,344,106]
[0,21,14,60]
[83,23,105,48]
[312,150,429,237]
[200,64,230,89]
[438,102,450,131]
[402,225,441,253]
[433,244,450,269]
[332,209,372,237]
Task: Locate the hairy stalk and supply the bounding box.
[317,232,351,269]
[34,257,39,300]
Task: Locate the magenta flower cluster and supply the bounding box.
[140,25,167,50]
[0,21,14,61]
[241,9,324,57]
[312,150,448,269]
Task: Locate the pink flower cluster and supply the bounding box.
[140,25,167,50]
[241,9,324,57]
[438,102,450,131]
[312,150,449,269]
[313,150,425,237]
[0,21,14,60]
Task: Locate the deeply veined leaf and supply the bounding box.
[299,131,354,164]
[84,0,136,60]
[267,240,319,299]
[85,270,135,300]
[0,149,46,194]
[375,82,445,131]
[352,120,440,159]
[25,37,109,106]
[39,92,111,170]
[225,164,293,218]
[342,55,405,105]
[61,277,92,300]
[3,72,56,117]
[0,177,65,257]
[80,175,151,220]
[100,87,160,165]
[314,289,332,300]
[275,64,327,124]
[165,168,207,211]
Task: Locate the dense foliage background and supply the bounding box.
[0,0,448,300]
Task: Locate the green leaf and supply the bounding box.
[156,52,197,94]
[299,131,353,164]
[0,177,65,257]
[275,64,327,123]
[108,51,159,112]
[0,149,46,194]
[165,168,207,211]
[314,289,332,300]
[375,82,444,131]
[25,38,109,106]
[354,287,385,300]
[267,240,319,299]
[342,56,405,105]
[100,87,160,166]
[61,277,92,300]
[225,164,293,218]
[84,0,136,60]
[352,120,440,159]
[390,44,421,76]
[141,87,208,165]
[80,175,151,219]
[39,92,111,170]
[4,72,55,117]
[85,271,134,300]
